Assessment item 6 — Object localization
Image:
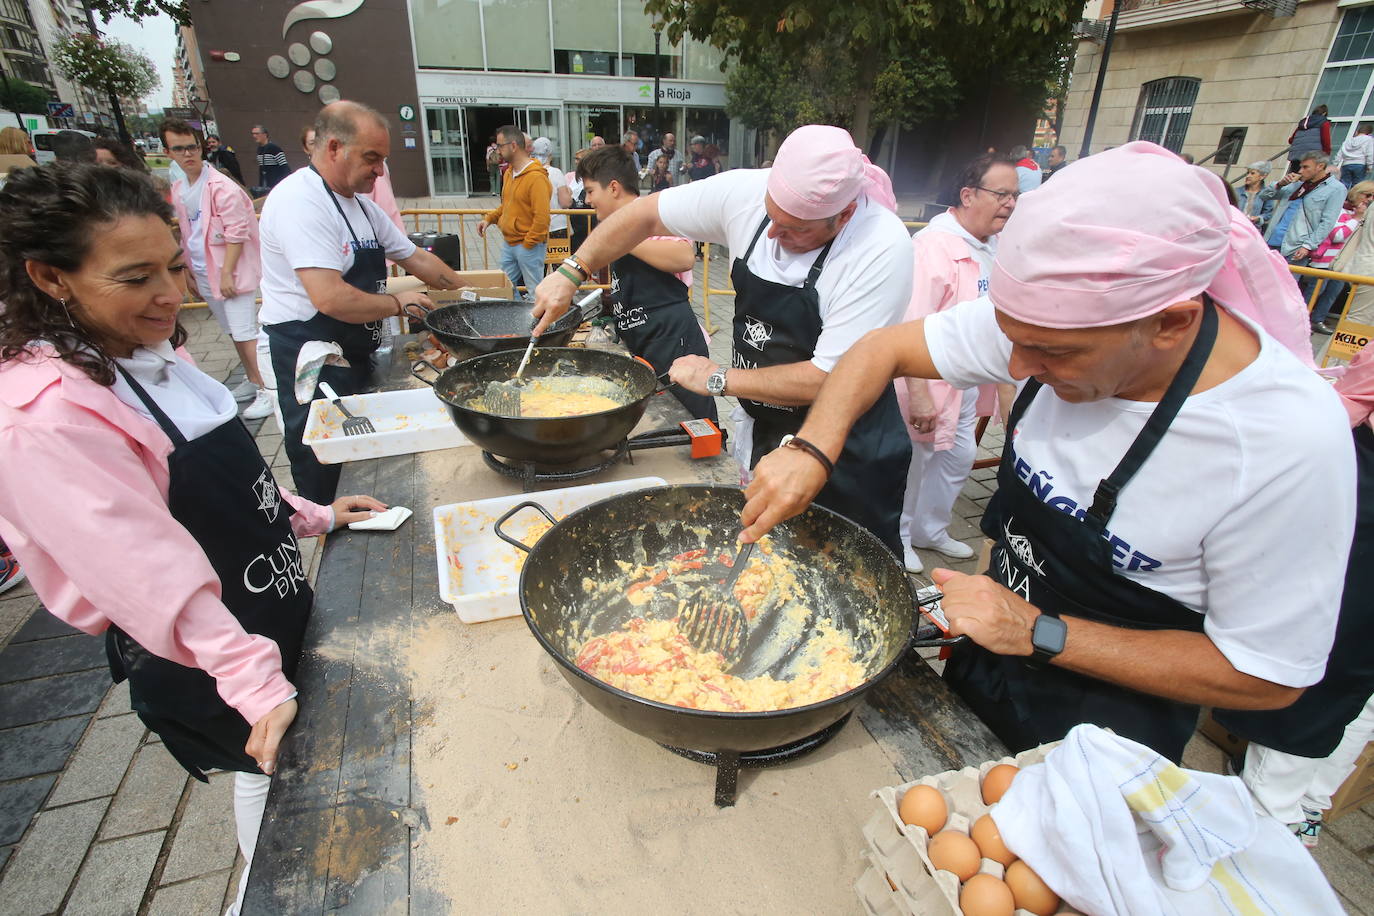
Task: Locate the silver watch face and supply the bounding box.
[707,372,726,395]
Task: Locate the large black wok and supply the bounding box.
[495,485,959,803]
[411,346,665,463]
[406,290,601,356]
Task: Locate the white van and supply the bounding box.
[31,128,97,164]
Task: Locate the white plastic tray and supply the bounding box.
[433,477,667,624]
[302,387,470,464]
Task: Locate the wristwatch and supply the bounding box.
[706,369,728,396]
[1026,614,1067,669]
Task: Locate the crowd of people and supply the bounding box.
[0,101,1370,909]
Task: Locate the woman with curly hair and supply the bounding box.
[0,161,385,914]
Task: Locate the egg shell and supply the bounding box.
[926,829,981,882]
[959,872,1015,916]
[981,763,1019,805]
[1006,860,1061,916]
[897,783,948,836]
[970,812,1016,867]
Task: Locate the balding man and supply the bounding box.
[259,101,459,502]
[590,135,606,150]
[534,125,914,553]
[736,142,1355,762]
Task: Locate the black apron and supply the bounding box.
[1214,423,1374,757]
[731,216,910,555]
[106,369,313,780]
[264,167,387,503]
[945,300,1220,763]
[610,251,718,423]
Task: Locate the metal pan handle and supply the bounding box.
[493,501,559,553]
[908,585,970,648]
[410,360,440,387]
[575,288,603,323]
[402,302,431,322]
[631,355,675,394]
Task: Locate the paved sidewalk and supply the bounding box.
[0,290,1371,913]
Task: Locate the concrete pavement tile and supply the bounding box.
[47,713,146,807]
[0,844,9,873]
[221,855,246,913]
[0,796,106,915]
[0,773,54,845]
[0,633,106,684]
[0,717,89,781]
[159,771,238,884]
[97,679,131,718]
[1328,809,1374,855]
[8,609,81,643]
[0,667,110,729]
[1337,888,1368,915]
[149,871,233,916]
[66,830,164,916]
[1312,832,1374,906]
[255,433,282,461]
[0,596,37,651]
[99,746,188,839]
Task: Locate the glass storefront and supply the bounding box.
[426,107,470,195]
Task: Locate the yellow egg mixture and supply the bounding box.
[465,378,625,417]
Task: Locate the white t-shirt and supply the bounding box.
[546,164,569,233]
[924,297,1355,688]
[178,168,210,276]
[111,340,237,441]
[657,168,913,372]
[257,167,417,325]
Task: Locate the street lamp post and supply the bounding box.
[1079,0,1123,160]
[653,28,663,136]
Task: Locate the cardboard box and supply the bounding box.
[1328,741,1374,822]
[1197,709,1248,761]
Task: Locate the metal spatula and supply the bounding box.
[483,290,603,416]
[318,382,375,436]
[678,540,754,659]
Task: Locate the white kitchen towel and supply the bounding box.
[348,506,412,531]
[991,724,1343,916]
[294,341,349,405]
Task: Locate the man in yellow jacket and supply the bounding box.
[479,124,552,299]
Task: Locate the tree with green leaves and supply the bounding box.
[85,0,189,26]
[645,0,1082,151]
[51,32,159,141]
[0,79,53,117]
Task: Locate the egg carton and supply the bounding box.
[860,741,1075,916]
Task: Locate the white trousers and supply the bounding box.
[227,770,272,916]
[194,270,260,343]
[1241,692,1374,824]
[900,390,978,548]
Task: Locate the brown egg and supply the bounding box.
[959,873,1015,916]
[897,784,947,835]
[1006,860,1061,916]
[981,763,1020,805]
[970,812,1016,866]
[926,829,981,882]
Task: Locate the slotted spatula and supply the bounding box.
[318,382,375,436]
[678,540,755,659]
[483,290,603,416]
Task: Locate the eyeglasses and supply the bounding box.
[977,187,1021,204]
[168,144,200,154]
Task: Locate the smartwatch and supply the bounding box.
[706,370,728,396]
[1026,614,1067,669]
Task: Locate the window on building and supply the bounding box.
[411,0,485,70]
[1312,6,1374,153]
[1129,77,1200,153]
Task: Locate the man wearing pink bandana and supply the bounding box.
[533,125,914,553]
[736,141,1355,762]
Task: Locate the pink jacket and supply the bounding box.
[363,161,406,233]
[0,347,334,725]
[1336,343,1374,432]
[170,166,262,300]
[894,220,999,449]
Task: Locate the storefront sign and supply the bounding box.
[417,71,727,108]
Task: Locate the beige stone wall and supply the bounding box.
[1060,0,1342,176]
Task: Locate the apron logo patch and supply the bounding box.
[253,470,280,524]
[617,306,647,331]
[1003,520,1046,576]
[243,536,307,598]
[742,316,773,351]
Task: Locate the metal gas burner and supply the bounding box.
[661,713,853,806]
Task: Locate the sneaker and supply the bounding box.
[241,387,276,420]
[1291,809,1322,848]
[913,533,975,560]
[0,547,25,596]
[230,377,258,402]
[902,546,924,574]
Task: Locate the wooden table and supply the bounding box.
[246,345,1004,914]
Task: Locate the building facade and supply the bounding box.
[1060,0,1360,176]
[172,23,210,114]
[25,0,116,130]
[190,0,738,198]
[1,0,54,103]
